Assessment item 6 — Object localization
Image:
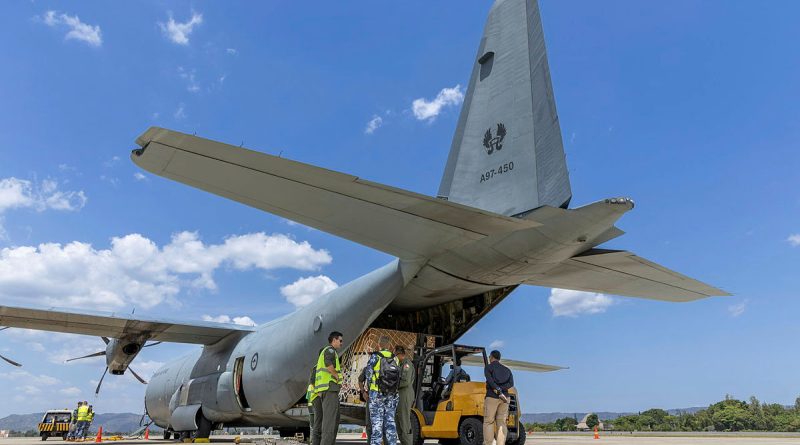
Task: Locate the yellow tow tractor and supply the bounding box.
[410,344,525,445]
[38,410,73,441]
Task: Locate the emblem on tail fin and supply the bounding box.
[482,123,507,155]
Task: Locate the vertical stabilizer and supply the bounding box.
[438,0,571,216]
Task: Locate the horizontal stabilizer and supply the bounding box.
[132,127,539,261]
[461,355,566,373]
[525,249,730,301]
[0,306,255,345]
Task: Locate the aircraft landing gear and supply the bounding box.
[193,412,213,441]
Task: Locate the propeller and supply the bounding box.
[0,327,22,367]
[64,336,154,394]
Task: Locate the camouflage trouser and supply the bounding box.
[368,391,399,445]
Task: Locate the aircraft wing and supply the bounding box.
[524,249,730,302]
[461,355,566,372]
[0,306,255,345]
[131,127,539,262]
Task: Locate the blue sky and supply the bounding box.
[1,0,799,418]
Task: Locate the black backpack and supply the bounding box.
[377,353,401,394]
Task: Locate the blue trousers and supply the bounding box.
[369,391,399,445]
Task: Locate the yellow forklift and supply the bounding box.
[410,344,527,445]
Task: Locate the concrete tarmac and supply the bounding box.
[3,435,800,445]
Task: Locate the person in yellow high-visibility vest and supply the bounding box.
[85,406,94,440]
[67,402,82,441]
[307,366,317,441]
[75,401,89,441]
[364,336,400,445]
[311,331,343,445]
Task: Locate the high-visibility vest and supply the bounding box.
[369,350,396,392]
[87,412,94,422]
[313,346,340,394]
[307,384,317,404]
[77,406,89,422]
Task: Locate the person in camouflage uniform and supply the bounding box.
[364,336,399,445]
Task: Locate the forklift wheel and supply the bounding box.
[506,422,526,445]
[458,418,483,445]
[410,414,424,445]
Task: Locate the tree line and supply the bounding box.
[525,395,800,432]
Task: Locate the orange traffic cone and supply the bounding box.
[593,426,599,439]
[360,428,367,440]
[94,427,103,443]
[144,427,150,440]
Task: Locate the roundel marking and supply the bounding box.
[250,353,259,371]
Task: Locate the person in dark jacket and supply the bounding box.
[483,350,513,445]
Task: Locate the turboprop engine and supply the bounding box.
[66,335,159,393]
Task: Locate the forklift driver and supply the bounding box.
[441,357,470,399]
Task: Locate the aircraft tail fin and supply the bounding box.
[438,0,571,216]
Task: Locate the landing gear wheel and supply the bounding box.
[410,414,424,445]
[195,412,213,440]
[163,430,172,440]
[458,418,483,445]
[506,422,526,445]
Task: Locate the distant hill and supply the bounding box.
[522,407,706,424]
[0,412,160,434]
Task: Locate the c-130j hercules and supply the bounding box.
[0,0,727,439]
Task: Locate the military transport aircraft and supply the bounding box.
[0,0,727,439]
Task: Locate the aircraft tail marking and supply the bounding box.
[438,0,571,216]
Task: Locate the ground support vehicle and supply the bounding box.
[38,410,73,441]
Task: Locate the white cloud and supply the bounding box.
[202,314,257,326]
[99,175,119,187]
[548,288,615,317]
[280,275,338,307]
[178,67,200,93]
[365,115,383,134]
[59,387,81,396]
[133,172,148,181]
[174,103,187,120]
[131,360,166,380]
[728,300,747,317]
[411,85,464,121]
[159,11,203,46]
[0,177,86,214]
[0,370,60,386]
[489,340,504,349]
[787,234,800,247]
[226,48,238,55]
[41,11,102,47]
[0,231,331,311]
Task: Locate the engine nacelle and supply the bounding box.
[105,337,145,375]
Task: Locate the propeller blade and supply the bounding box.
[0,354,22,367]
[101,337,110,345]
[65,351,106,363]
[143,341,162,348]
[128,367,148,385]
[95,367,108,395]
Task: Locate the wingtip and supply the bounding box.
[134,126,167,148]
